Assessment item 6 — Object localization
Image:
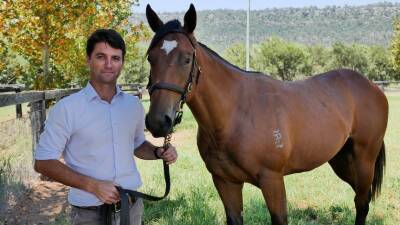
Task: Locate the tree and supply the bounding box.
[253,37,306,81]
[120,43,150,85]
[391,18,400,80]
[0,0,148,89]
[223,43,246,69]
[330,42,369,74]
[366,45,396,81]
[303,45,331,76]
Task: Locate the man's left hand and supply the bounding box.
[157,145,178,165]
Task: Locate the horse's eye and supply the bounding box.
[185,58,191,64]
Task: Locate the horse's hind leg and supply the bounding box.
[212,175,244,225]
[329,138,385,225]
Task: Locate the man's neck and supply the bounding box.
[90,81,117,103]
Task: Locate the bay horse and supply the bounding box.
[144,4,388,225]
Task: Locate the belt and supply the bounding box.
[72,194,137,213]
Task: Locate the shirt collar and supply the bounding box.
[84,82,123,102]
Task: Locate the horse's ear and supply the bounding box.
[146,4,164,32]
[183,4,197,33]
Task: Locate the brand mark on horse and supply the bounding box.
[161,40,178,55]
[273,129,284,149]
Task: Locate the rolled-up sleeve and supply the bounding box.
[133,103,146,151]
[35,101,71,160]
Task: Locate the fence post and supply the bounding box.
[29,99,46,153]
[15,88,22,119]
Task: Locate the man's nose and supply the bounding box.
[105,58,112,68]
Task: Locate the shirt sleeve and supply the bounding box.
[34,101,72,160]
[133,101,146,151]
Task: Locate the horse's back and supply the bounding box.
[310,69,388,133]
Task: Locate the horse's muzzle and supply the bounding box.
[145,113,173,138]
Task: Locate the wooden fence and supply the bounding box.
[0,84,26,118]
[0,88,80,152]
[0,84,143,153]
[374,81,400,91]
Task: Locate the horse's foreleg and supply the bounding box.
[212,175,244,225]
[259,171,288,225]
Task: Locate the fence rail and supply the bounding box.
[373,81,400,92]
[0,84,143,154]
[0,88,81,153]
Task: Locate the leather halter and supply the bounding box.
[147,31,201,125]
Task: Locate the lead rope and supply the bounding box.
[115,130,173,225]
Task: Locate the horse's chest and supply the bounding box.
[204,152,241,181]
[199,147,251,183]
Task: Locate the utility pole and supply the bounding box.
[246,0,250,70]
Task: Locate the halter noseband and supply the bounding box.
[146,31,201,125]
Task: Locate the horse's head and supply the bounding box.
[145,4,200,137]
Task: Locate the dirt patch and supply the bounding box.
[1,181,69,225]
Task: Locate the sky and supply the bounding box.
[132,0,400,13]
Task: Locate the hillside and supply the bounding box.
[130,2,400,52]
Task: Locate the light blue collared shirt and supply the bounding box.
[35,83,146,206]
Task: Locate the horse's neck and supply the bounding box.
[187,46,243,131]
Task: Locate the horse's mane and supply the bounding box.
[198,42,263,76]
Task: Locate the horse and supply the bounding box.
[144,4,388,225]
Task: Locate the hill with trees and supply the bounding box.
[131,2,400,52]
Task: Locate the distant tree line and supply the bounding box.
[223,29,400,81]
[131,2,400,52]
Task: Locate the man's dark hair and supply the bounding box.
[86,29,126,59]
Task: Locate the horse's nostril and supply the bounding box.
[164,115,172,129]
[145,115,151,130]
[145,113,174,138]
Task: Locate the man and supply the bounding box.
[34,29,178,225]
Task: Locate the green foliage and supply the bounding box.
[222,43,246,70]
[252,37,306,81]
[302,45,331,76]
[223,37,397,81]
[330,42,369,74]
[391,18,400,80]
[0,0,149,90]
[367,45,396,81]
[119,43,150,85]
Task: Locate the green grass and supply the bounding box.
[0,103,29,122]
[0,117,36,215]
[137,93,400,225]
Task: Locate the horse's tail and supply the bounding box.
[371,141,386,201]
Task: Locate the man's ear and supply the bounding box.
[146,4,164,32]
[183,4,196,33]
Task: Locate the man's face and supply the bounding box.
[87,42,124,85]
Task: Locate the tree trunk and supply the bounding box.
[43,45,50,89]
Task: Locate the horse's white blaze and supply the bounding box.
[161,40,178,55]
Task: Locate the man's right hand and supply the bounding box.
[88,180,120,204]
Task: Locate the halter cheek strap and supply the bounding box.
[147,39,201,126]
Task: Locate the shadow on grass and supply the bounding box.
[143,188,219,225]
[245,199,384,225]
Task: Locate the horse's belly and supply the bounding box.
[285,136,348,174]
